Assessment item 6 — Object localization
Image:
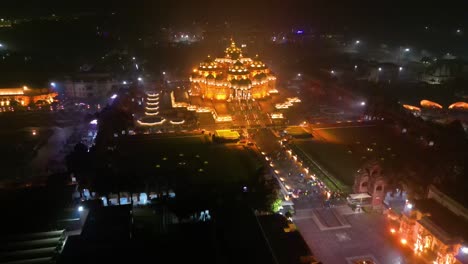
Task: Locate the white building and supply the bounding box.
[63,73,120,99]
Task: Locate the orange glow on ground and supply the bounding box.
[420,99,443,109]
[448,101,468,110]
[403,104,421,111]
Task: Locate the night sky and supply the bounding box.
[2,0,467,29]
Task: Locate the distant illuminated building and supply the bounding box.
[0,86,57,106]
[190,40,276,100]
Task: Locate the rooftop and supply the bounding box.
[414,199,468,244]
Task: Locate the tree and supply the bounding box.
[271,198,282,213]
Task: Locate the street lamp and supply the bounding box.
[138,77,143,81]
[50,82,56,87]
[399,67,403,72]
[378,67,382,72]
[122,81,127,85]
[360,101,366,106]
[355,40,360,44]
[404,48,410,52]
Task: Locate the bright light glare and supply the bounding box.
[162,72,166,75]
[360,101,366,106]
[355,40,360,44]
[0,43,3,47]
[50,82,56,87]
[138,77,143,81]
[399,67,403,71]
[406,203,413,209]
[111,94,118,99]
[90,119,98,125]
[401,238,407,245]
[404,48,410,52]
[390,228,396,234]
[378,67,382,72]
[78,206,84,212]
[461,247,468,254]
[122,81,127,85]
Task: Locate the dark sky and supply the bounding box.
[1,0,467,30]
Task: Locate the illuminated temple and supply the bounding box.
[189,40,277,100]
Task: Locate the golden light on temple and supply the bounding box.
[402,104,421,111]
[420,99,443,109]
[448,101,468,110]
[189,40,276,100]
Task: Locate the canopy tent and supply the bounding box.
[348,193,372,200]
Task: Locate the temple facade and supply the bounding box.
[353,160,387,208]
[189,40,276,100]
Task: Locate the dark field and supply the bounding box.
[116,134,262,186]
[294,125,421,187]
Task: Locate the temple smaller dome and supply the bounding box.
[254,73,267,79]
[203,55,214,63]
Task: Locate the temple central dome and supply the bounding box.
[189,40,276,101]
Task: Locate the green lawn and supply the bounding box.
[293,126,415,190]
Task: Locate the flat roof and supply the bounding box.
[414,199,468,244]
[215,130,240,139]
